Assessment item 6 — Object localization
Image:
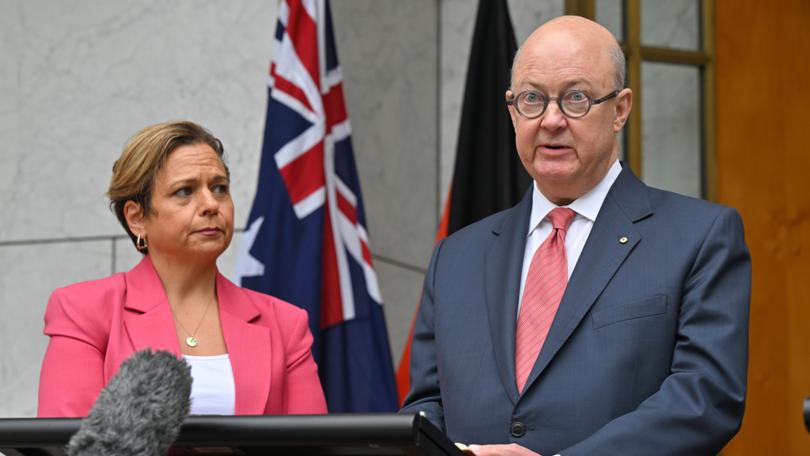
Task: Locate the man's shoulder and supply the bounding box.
[442,206,518,245]
[612,167,738,221]
[633,184,745,242]
[645,185,739,220]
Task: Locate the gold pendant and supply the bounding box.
[186,336,199,347]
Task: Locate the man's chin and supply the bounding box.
[531,166,586,203]
[532,163,579,184]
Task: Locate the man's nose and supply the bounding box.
[539,102,567,131]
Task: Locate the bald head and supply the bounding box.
[505,15,633,205]
[510,16,625,91]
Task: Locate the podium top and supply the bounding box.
[0,413,463,456]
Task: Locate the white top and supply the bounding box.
[517,160,622,313]
[183,354,236,415]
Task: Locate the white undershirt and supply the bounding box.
[183,354,236,415]
[517,160,622,314]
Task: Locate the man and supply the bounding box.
[401,16,750,456]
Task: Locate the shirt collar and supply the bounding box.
[528,160,622,235]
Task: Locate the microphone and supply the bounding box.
[67,349,192,456]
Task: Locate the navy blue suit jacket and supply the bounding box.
[402,167,751,455]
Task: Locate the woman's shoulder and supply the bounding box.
[50,273,127,306]
[45,273,126,343]
[55,271,126,292]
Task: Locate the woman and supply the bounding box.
[38,120,327,417]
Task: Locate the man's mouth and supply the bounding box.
[539,144,572,152]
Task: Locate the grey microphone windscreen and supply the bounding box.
[67,349,192,456]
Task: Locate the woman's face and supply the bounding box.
[130,143,234,263]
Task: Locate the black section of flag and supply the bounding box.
[448,0,531,235]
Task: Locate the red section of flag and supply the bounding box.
[336,190,356,224]
[278,143,325,205]
[336,190,373,266]
[286,1,320,89]
[360,240,373,266]
[324,83,349,130]
[320,204,343,329]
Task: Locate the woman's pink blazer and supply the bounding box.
[37,256,327,417]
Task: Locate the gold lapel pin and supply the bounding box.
[619,236,629,244]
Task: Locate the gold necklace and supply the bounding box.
[173,291,215,348]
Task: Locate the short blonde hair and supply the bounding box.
[107,120,229,252]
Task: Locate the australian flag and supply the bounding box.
[233,0,398,412]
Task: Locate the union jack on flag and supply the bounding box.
[233,0,398,412]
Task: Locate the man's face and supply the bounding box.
[506,24,631,204]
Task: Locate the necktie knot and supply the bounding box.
[547,207,576,232]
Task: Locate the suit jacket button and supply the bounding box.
[510,421,526,437]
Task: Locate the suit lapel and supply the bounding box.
[522,168,653,393]
[216,274,272,415]
[123,256,182,355]
[485,190,533,404]
[124,257,272,414]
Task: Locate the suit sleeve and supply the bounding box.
[37,287,107,417]
[400,239,446,431]
[561,208,751,455]
[282,307,328,414]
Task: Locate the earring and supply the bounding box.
[136,233,148,251]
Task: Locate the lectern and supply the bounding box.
[0,413,462,455]
[804,396,810,433]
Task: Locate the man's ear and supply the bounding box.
[613,88,633,132]
[123,200,146,237]
[505,90,518,130]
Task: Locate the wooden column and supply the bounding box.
[717,0,810,453]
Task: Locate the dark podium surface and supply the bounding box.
[0,413,462,455]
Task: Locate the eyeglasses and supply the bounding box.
[507,89,620,119]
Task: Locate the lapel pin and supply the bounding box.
[619,236,629,244]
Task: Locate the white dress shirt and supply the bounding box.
[517,160,622,313]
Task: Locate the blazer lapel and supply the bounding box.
[522,168,653,393]
[123,256,182,355]
[216,274,272,415]
[485,190,533,404]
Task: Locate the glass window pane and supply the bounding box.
[596,0,623,42]
[641,62,701,198]
[641,0,700,50]
[617,124,627,162]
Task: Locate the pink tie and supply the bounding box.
[515,207,576,393]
